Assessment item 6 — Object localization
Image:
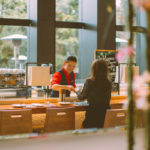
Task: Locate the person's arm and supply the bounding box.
[52,84,75,92]
[51,71,75,92]
[73,72,76,88]
[77,80,89,100]
[105,82,112,109]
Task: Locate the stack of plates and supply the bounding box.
[72,101,88,106]
[31,103,45,107]
[12,104,26,108]
[58,102,71,105]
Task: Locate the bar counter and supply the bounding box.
[0,95,126,113]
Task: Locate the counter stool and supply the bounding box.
[0,109,32,135]
[44,107,75,133]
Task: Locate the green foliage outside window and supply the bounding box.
[0,0,79,70]
[0,0,27,68]
[56,0,79,71]
[56,0,78,22]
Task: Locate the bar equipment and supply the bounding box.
[25,62,51,98]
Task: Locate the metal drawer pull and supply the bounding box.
[57,112,67,116]
[11,115,22,118]
[116,113,125,117]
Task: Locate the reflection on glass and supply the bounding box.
[56,0,78,22]
[0,0,27,19]
[0,26,27,69]
[56,28,79,72]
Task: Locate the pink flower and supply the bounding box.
[115,46,134,62]
[133,76,144,96]
[132,0,150,10]
[136,97,148,109]
[133,71,150,109]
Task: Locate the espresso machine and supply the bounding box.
[0,69,27,98]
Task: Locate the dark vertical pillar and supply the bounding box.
[97,0,116,50]
[27,0,55,66]
[37,0,55,65]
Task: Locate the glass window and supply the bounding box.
[116,0,136,25]
[116,0,126,25]
[56,0,78,22]
[116,31,136,63]
[116,31,129,49]
[0,0,27,19]
[56,28,79,72]
[0,26,27,69]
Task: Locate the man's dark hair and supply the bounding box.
[66,56,77,62]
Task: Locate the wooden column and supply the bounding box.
[27,0,55,66]
[97,0,116,50]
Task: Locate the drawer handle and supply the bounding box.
[11,115,22,118]
[57,112,67,116]
[116,113,125,117]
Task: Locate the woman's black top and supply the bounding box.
[78,78,112,128]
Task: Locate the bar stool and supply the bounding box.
[44,107,75,133]
[104,109,126,128]
[0,109,32,135]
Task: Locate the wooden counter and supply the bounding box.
[0,96,126,131]
[0,95,126,112]
[0,101,125,114]
[0,95,126,104]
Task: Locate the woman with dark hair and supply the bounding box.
[77,59,112,128]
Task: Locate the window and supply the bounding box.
[55,28,79,72]
[56,0,79,22]
[0,0,27,19]
[116,31,136,63]
[0,26,27,69]
[116,31,129,49]
[116,0,136,25]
